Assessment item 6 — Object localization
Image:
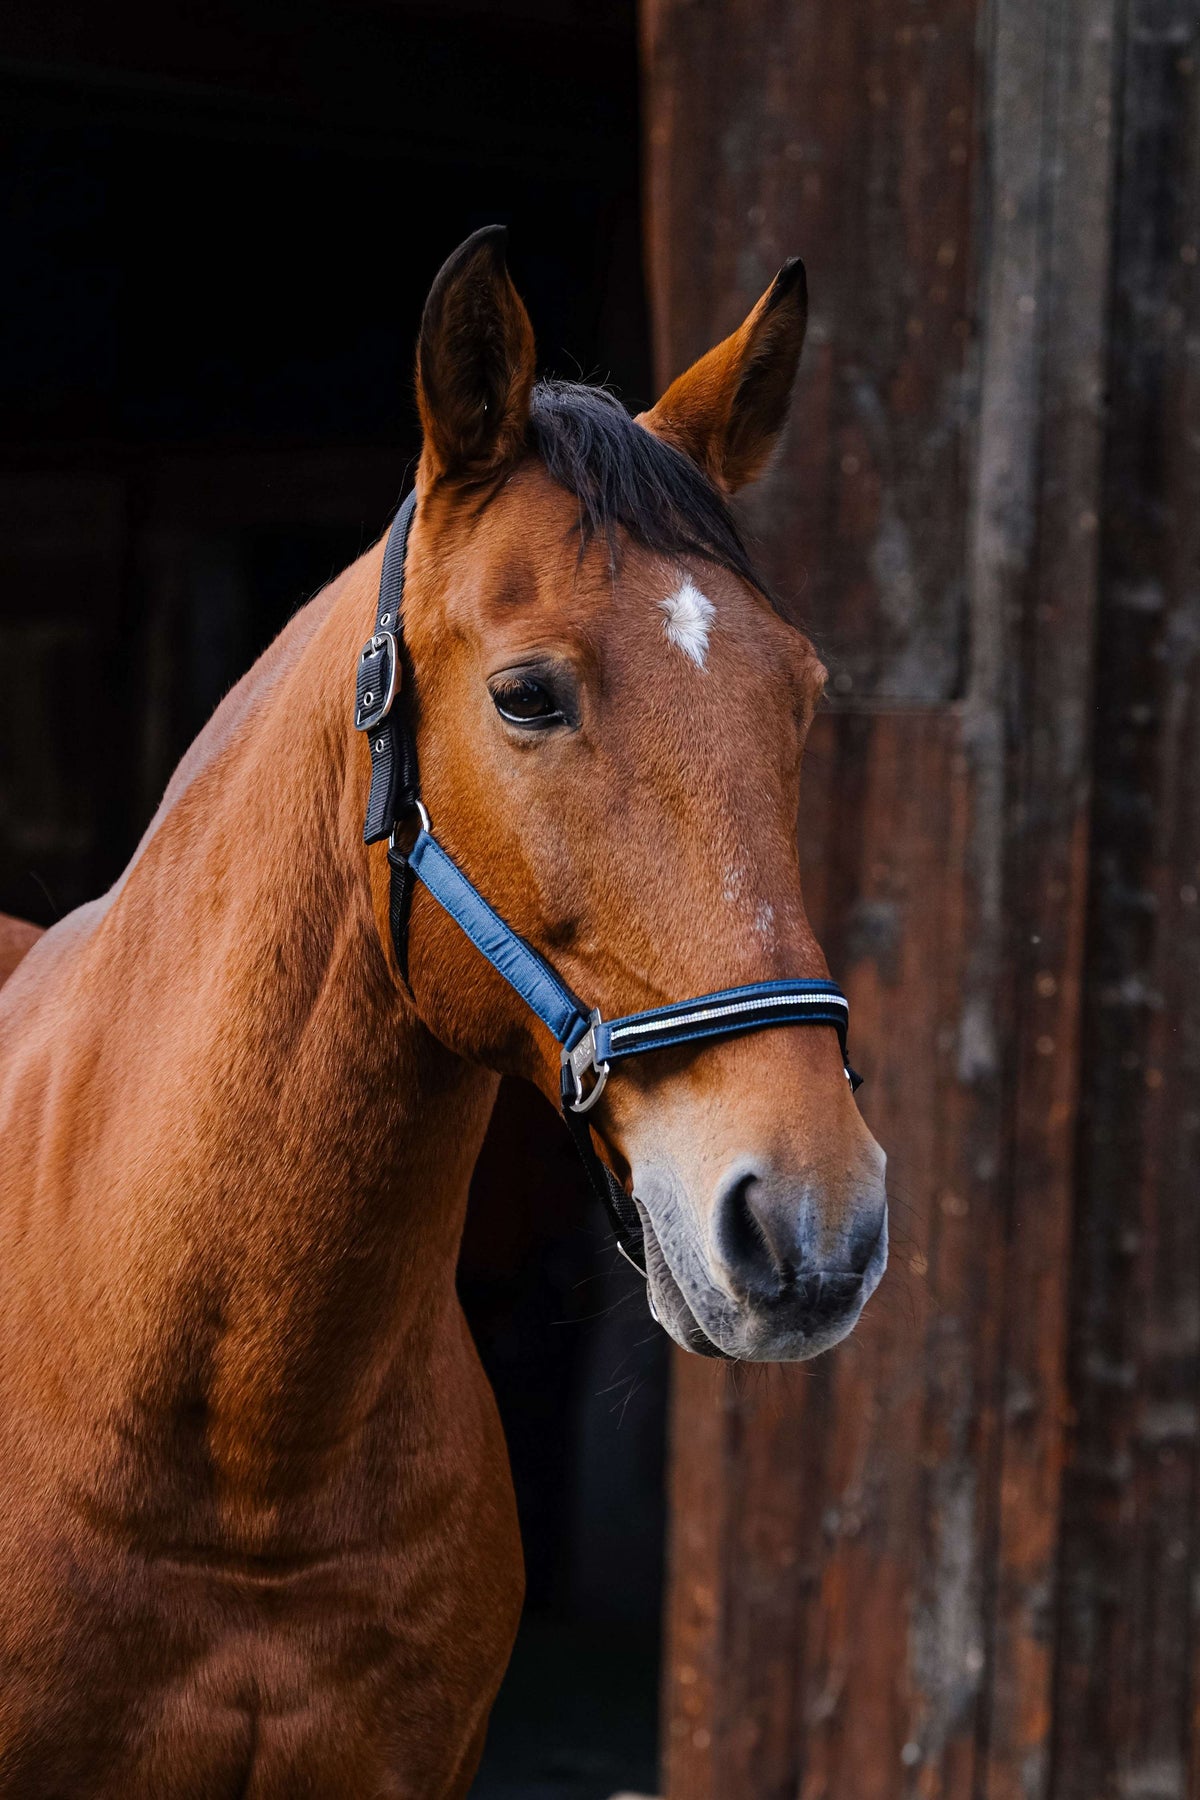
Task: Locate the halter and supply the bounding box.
[354,491,861,1282]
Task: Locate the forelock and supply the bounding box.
[524,380,775,604]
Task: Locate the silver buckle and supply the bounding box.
[562,1009,610,1113]
[355,631,400,730]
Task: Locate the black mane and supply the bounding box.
[526,379,769,597]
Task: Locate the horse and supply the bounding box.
[0,227,887,1797]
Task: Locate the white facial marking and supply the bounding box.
[660,576,715,669]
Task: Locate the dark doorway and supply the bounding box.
[0,5,666,1793]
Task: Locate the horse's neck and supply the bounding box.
[2,550,497,1498]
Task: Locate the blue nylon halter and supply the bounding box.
[406,823,855,1111]
[354,491,861,1281]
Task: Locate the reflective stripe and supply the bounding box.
[608,990,846,1046]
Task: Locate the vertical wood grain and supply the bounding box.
[640,0,978,701]
[1051,6,1200,1795]
[638,0,1194,1793]
[660,711,1001,1800]
[975,0,1121,1792]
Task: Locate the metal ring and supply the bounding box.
[388,799,432,853]
[568,1059,610,1114]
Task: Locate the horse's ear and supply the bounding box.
[416,225,536,483]
[638,258,808,493]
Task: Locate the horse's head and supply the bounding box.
[389,227,886,1361]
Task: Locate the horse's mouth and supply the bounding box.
[631,1189,887,1365]
[634,1202,733,1360]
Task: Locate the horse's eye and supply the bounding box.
[490,676,564,728]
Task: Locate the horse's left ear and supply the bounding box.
[638,258,808,493]
[416,224,536,484]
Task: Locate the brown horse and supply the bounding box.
[0,230,886,1797]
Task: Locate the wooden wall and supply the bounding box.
[641,0,1200,1795]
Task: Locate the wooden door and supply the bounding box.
[641,0,1200,1794]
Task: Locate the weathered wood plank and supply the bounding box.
[1051,6,1200,1796]
[640,0,979,700]
[974,0,1121,1791]
[796,712,1001,1800]
[647,0,1133,1791]
[661,709,1001,1800]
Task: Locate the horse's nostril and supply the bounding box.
[714,1167,882,1315]
[818,1270,863,1315]
[716,1169,780,1296]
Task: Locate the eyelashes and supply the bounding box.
[489,674,566,729]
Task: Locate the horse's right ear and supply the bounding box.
[416,225,536,485]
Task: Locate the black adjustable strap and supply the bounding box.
[360,492,419,844]
[559,1069,647,1273]
[386,839,417,989]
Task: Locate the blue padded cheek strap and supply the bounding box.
[403,828,859,1090]
[405,830,592,1050]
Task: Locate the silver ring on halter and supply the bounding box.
[389,799,432,852]
[562,1011,610,1114]
[569,1060,610,1114]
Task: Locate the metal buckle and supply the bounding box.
[562,1009,610,1113]
[354,631,400,731]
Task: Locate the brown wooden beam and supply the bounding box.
[1051,4,1200,1795]
[641,0,1151,1792]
